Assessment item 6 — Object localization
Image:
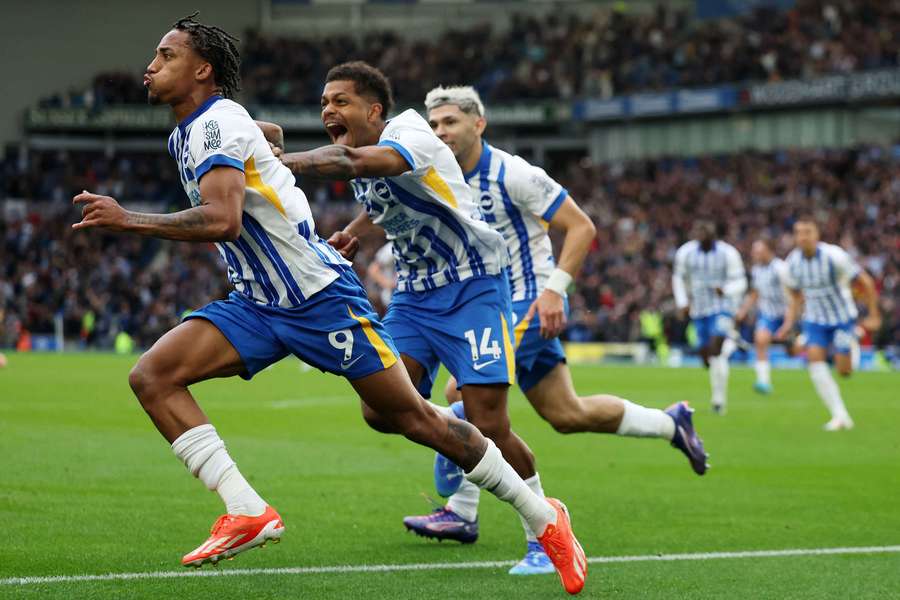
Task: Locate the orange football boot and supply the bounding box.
[537,498,587,595]
[182,505,284,568]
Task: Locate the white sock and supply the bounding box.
[721,338,737,359]
[517,474,545,542]
[171,424,267,516]
[616,400,676,440]
[850,339,861,372]
[464,439,556,537]
[446,479,481,522]
[709,356,729,408]
[808,362,851,421]
[755,360,771,385]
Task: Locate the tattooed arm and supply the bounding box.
[280,145,410,180]
[73,166,245,242]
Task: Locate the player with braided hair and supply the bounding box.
[71,18,586,593]
[169,12,242,99]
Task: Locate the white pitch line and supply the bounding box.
[2,545,898,587]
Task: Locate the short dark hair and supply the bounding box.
[326,61,394,118]
[173,12,241,99]
[794,214,819,228]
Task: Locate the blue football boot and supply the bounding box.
[508,541,556,575]
[402,507,479,544]
[665,401,709,475]
[753,381,773,395]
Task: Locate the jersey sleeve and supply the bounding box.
[503,156,568,222]
[189,110,254,181]
[781,254,799,289]
[672,244,690,308]
[721,245,748,296]
[377,116,441,173]
[828,245,862,284]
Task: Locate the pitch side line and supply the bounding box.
[2,545,898,587]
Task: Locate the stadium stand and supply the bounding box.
[36,1,900,108]
[2,0,897,363]
[2,145,897,353]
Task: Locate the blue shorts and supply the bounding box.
[801,321,855,355]
[511,298,568,392]
[385,275,515,399]
[693,313,734,349]
[185,268,398,380]
[756,315,784,335]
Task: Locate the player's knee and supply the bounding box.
[128,358,157,401]
[129,353,178,406]
[128,363,147,398]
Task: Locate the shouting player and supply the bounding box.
[672,222,747,414]
[775,216,881,430]
[275,61,586,593]
[735,239,788,394]
[72,19,585,593]
[399,86,708,575]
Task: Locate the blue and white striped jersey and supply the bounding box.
[351,110,508,293]
[463,142,568,302]
[751,258,788,319]
[168,96,349,307]
[672,240,747,318]
[783,243,860,325]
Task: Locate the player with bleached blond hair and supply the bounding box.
[400,85,709,575]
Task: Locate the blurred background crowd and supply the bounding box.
[3,0,898,358]
[38,1,900,109]
[3,144,897,351]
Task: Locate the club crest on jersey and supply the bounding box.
[203,120,222,151]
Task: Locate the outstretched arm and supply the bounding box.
[72,167,245,242]
[281,145,411,180]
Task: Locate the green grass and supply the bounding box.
[1,354,898,599]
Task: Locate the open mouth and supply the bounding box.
[143,76,152,88]
[325,122,348,142]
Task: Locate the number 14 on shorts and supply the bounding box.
[464,328,502,363]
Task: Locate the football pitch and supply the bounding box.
[2,354,898,599]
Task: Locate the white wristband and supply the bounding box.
[545,268,573,297]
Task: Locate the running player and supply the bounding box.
[672,222,747,414]
[401,86,708,575]
[735,239,788,394]
[278,63,586,592]
[73,20,585,593]
[775,216,881,431]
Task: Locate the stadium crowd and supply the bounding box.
[2,144,897,354]
[40,0,900,109]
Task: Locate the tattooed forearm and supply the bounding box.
[126,206,237,242]
[281,146,358,180]
[446,419,489,472]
